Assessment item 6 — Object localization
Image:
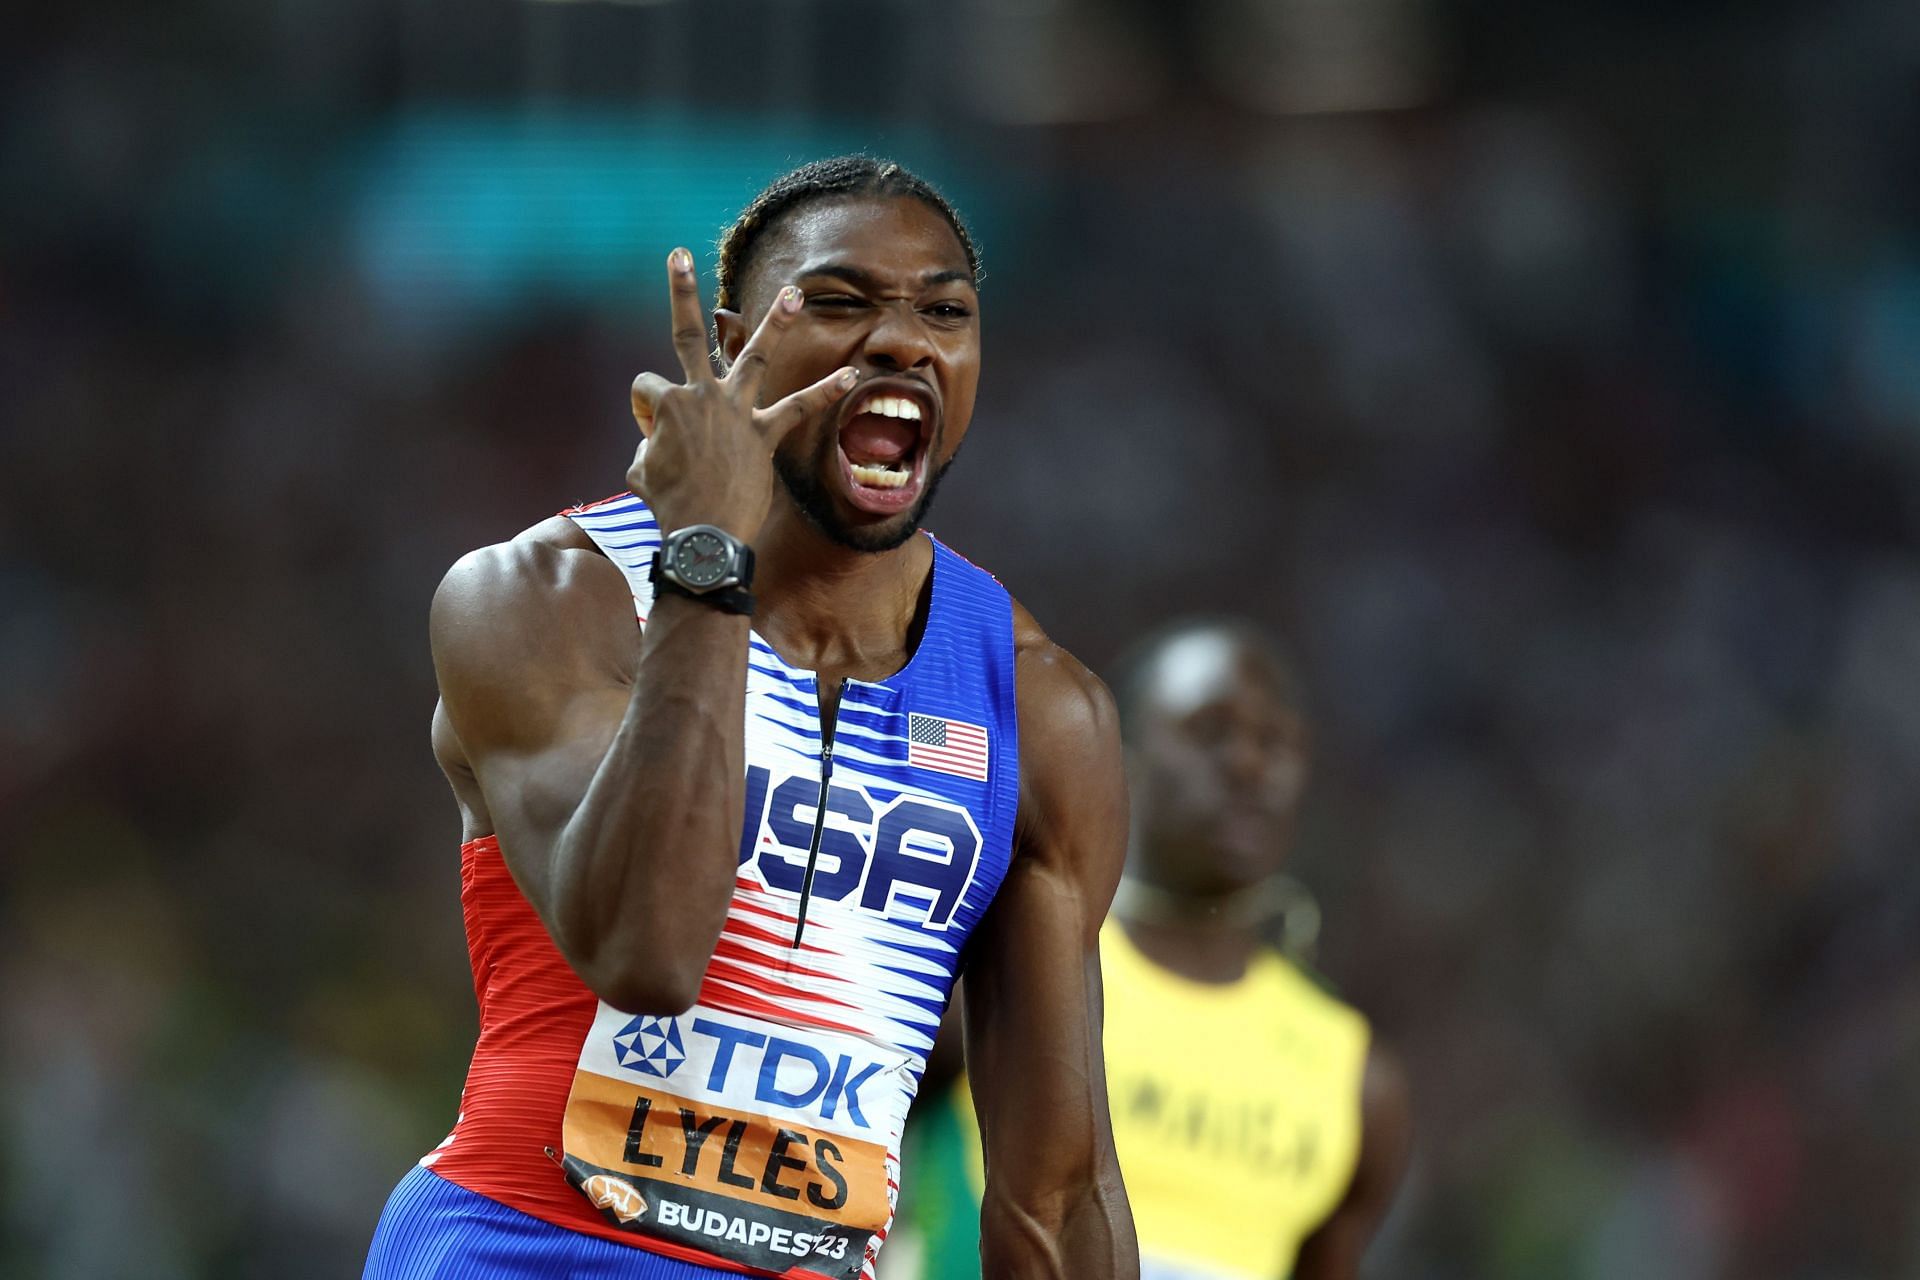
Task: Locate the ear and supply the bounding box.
[713,309,747,374]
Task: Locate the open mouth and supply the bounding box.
[836,385,934,516]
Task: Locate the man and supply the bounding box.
[893,619,1410,1280]
[363,158,1137,1279]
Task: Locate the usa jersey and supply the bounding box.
[424,492,1020,1280]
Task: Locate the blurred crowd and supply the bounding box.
[4,1,1918,1276]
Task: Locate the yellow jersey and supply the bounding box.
[1100,922,1369,1278]
[944,922,1369,1279]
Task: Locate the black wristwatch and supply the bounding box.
[649,524,756,616]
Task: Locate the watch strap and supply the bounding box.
[648,552,756,617]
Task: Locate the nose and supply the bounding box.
[862,301,936,372]
[1219,730,1269,792]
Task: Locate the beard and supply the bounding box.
[773,429,962,553]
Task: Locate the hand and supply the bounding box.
[627,248,858,540]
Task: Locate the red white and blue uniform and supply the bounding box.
[366,493,1019,1279]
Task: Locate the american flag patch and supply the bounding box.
[907,713,990,782]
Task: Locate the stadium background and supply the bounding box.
[5,0,1919,1276]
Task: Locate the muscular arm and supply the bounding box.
[1291,1046,1413,1280]
[430,252,853,1014]
[962,613,1138,1278]
[431,522,753,1013]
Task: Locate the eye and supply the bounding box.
[924,301,974,322]
[805,294,866,311]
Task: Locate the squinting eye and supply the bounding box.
[927,303,973,320]
[806,294,863,309]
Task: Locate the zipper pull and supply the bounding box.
[791,681,845,949]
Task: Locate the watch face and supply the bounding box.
[671,529,732,589]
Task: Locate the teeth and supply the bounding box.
[850,461,911,489]
[864,395,922,422]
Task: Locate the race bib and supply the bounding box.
[559,1002,914,1279]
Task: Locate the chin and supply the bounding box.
[820,509,924,553]
[1221,846,1286,891]
[1165,831,1282,896]
[776,437,958,554]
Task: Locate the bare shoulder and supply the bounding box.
[432,516,633,654]
[434,516,609,624]
[1009,597,1125,857]
[1352,1038,1413,1210]
[1010,598,1120,758]
[431,514,638,749]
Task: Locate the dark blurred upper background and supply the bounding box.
[5,1,1918,1276]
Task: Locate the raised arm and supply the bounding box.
[1291,1046,1413,1280]
[433,531,750,1013]
[430,249,854,1014]
[962,619,1138,1278]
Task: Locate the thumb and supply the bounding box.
[631,371,675,437]
[756,367,859,445]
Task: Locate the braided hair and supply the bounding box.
[714,156,981,315]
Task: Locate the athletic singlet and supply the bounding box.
[424,492,1020,1280]
[927,923,1368,1279]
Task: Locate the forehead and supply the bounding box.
[1137,632,1282,723]
[751,196,972,289]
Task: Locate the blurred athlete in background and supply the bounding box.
[363,157,1136,1280]
[889,618,1410,1280]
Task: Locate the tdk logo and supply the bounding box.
[612,1015,686,1078]
[691,1017,886,1129]
[737,766,982,930]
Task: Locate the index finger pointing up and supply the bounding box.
[665,248,716,383]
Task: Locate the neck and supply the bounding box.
[749,501,932,677]
[1111,871,1315,985]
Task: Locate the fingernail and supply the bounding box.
[838,368,858,389]
[781,285,802,312]
[671,248,692,274]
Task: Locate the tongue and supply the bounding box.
[840,413,916,466]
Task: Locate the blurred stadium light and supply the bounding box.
[348,110,982,325]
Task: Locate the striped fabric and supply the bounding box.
[381,492,1020,1279]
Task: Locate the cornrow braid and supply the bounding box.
[714,155,981,315]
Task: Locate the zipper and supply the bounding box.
[791,677,846,948]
